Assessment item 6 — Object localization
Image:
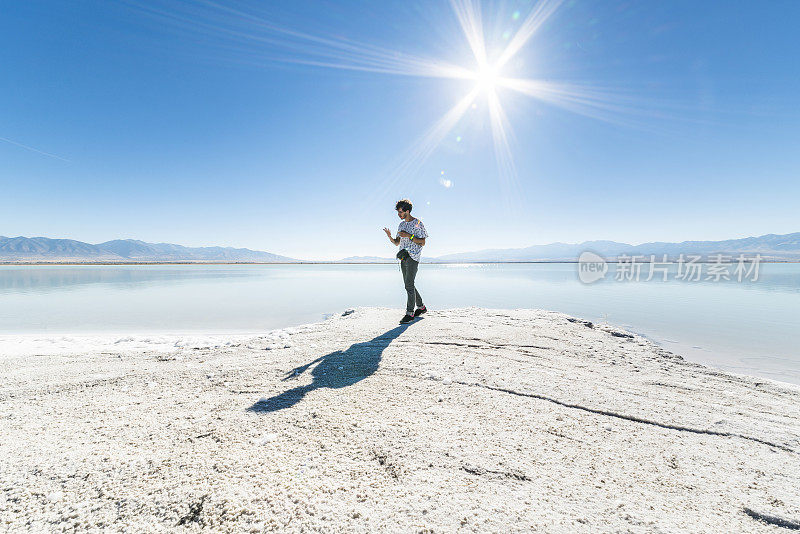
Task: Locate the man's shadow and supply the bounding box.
[247,323,415,414]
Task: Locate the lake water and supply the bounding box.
[1,263,798,385]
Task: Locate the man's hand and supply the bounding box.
[383,227,399,246]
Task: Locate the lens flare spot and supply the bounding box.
[439,177,453,188]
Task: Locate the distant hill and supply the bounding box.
[0,237,297,263]
[432,232,800,262]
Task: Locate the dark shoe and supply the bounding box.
[399,314,415,324]
[413,306,427,317]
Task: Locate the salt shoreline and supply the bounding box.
[1,307,798,532]
[3,327,798,390]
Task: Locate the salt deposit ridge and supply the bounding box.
[1,307,798,532]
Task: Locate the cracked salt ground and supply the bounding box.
[1,307,799,532]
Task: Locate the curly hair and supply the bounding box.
[395,199,413,212]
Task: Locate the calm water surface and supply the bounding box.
[1,264,798,385]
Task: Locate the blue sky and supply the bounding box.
[2,0,798,260]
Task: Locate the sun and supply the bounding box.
[473,64,500,93]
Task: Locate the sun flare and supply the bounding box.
[131,0,634,206]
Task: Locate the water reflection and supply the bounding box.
[0,266,255,293]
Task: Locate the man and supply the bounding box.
[382,199,428,324]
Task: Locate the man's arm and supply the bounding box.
[383,227,400,246]
[399,231,425,246]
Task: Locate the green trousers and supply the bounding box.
[400,256,424,315]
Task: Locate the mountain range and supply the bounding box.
[2,232,799,262]
[0,237,296,262]
[432,232,800,262]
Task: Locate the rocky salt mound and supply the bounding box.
[1,307,798,532]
